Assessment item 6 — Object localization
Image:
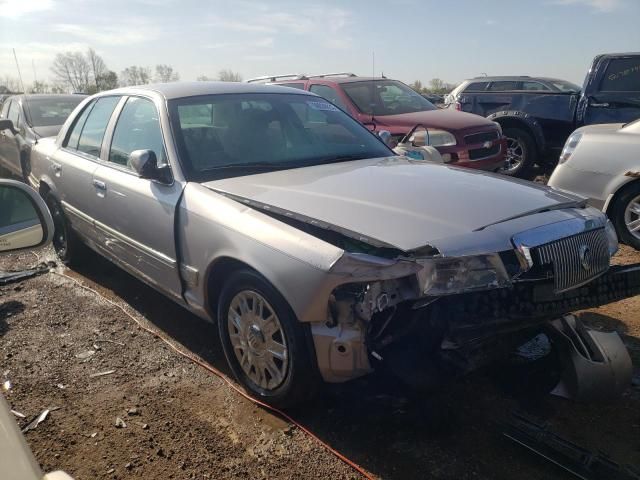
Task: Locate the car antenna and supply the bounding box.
[13,48,36,144]
[370,50,376,127]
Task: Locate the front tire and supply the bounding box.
[610,183,640,250]
[217,270,318,408]
[44,193,83,265]
[500,127,536,179]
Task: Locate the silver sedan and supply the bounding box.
[27,82,634,406]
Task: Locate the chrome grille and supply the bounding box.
[464,130,499,145]
[534,228,609,293]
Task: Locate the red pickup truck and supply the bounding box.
[249,73,507,171]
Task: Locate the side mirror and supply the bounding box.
[0,119,17,134]
[129,150,171,183]
[377,129,392,147]
[0,179,53,253]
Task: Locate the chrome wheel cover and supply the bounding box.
[501,137,525,173]
[227,290,288,390]
[624,194,640,241]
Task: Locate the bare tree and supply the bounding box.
[51,52,91,92]
[155,64,179,83]
[411,80,424,92]
[120,66,152,86]
[218,69,242,82]
[196,75,212,81]
[87,48,107,91]
[0,76,22,93]
[30,81,50,94]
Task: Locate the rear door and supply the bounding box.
[92,95,184,300]
[54,95,121,242]
[580,55,640,126]
[0,100,22,176]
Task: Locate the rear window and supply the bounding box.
[600,57,640,92]
[26,97,85,127]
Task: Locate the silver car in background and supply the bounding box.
[549,119,640,250]
[25,82,638,407]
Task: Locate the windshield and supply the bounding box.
[341,80,437,116]
[550,80,581,93]
[169,93,392,181]
[24,97,85,127]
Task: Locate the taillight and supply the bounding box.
[454,102,462,111]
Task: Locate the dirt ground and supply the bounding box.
[1,244,639,480]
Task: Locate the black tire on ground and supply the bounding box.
[501,127,537,179]
[44,193,84,265]
[610,182,640,250]
[217,269,319,409]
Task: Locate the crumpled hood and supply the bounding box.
[375,109,495,132]
[203,157,583,252]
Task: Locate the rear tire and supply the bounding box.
[500,127,536,179]
[610,183,640,250]
[44,193,84,265]
[217,269,319,409]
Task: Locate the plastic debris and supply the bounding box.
[22,409,50,433]
[115,417,127,428]
[75,350,96,360]
[89,370,115,378]
[2,380,11,391]
[10,410,25,418]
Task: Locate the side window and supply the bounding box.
[7,101,20,125]
[65,102,94,151]
[76,97,120,157]
[309,84,348,110]
[464,82,488,92]
[487,81,519,92]
[600,58,640,92]
[521,81,551,91]
[109,97,167,168]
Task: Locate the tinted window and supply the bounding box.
[465,82,488,92]
[521,81,551,91]
[66,102,94,150]
[25,97,85,127]
[278,83,305,90]
[341,80,436,115]
[487,81,519,91]
[76,96,120,157]
[549,80,581,92]
[109,97,167,168]
[170,93,391,181]
[309,84,348,110]
[600,58,640,92]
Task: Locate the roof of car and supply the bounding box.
[273,76,398,85]
[9,94,86,101]
[110,81,313,100]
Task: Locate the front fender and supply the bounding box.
[488,111,546,152]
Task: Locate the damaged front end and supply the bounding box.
[308,215,639,402]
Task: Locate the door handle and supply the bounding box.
[92,179,107,191]
[589,101,610,108]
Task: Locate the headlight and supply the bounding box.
[605,219,619,256]
[417,254,511,296]
[426,129,457,147]
[558,132,583,164]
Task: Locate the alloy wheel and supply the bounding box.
[227,290,289,391]
[501,137,525,174]
[624,194,640,242]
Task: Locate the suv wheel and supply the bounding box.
[610,183,640,250]
[217,269,318,408]
[500,127,536,179]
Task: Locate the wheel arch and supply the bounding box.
[605,176,640,216]
[488,111,546,153]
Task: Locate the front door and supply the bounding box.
[92,96,184,300]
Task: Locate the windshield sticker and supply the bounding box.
[307,101,340,112]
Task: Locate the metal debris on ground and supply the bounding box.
[115,417,127,428]
[10,409,25,418]
[502,412,640,480]
[89,370,115,378]
[22,409,50,433]
[0,262,56,286]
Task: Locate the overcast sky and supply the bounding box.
[1,0,639,87]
